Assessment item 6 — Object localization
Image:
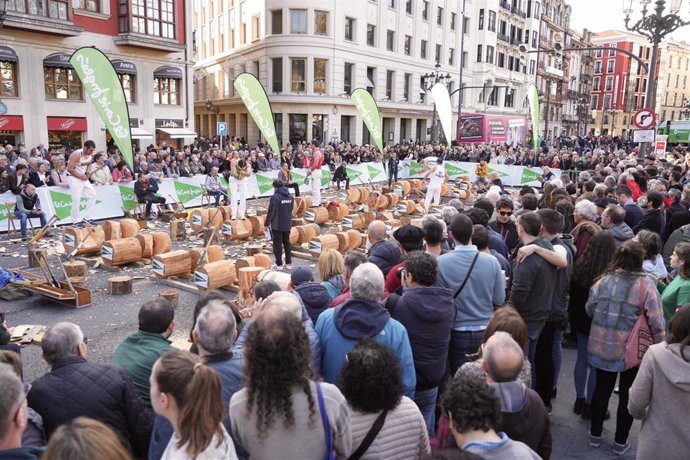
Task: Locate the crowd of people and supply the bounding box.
[2,136,690,459]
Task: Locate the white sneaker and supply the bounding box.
[271,264,284,271]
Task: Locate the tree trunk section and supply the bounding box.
[195,260,236,290]
[101,238,142,266]
[152,250,192,278]
[108,276,132,295]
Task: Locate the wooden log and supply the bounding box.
[152,250,192,278]
[410,179,424,191]
[289,227,300,245]
[413,204,425,215]
[308,234,340,256]
[170,219,186,241]
[253,253,273,270]
[385,193,399,208]
[63,261,87,278]
[304,196,313,208]
[358,187,370,204]
[137,219,149,230]
[159,289,179,308]
[190,208,208,233]
[222,219,251,240]
[347,229,363,250]
[342,214,365,230]
[151,232,172,256]
[119,219,140,238]
[375,194,389,211]
[399,216,412,226]
[379,211,395,222]
[304,207,329,225]
[136,234,154,258]
[28,248,46,269]
[202,227,219,247]
[292,218,305,226]
[63,226,106,256]
[206,207,224,228]
[247,215,266,237]
[345,188,361,205]
[246,244,264,256]
[188,248,204,272]
[102,220,121,241]
[335,232,350,252]
[297,224,319,244]
[68,276,87,288]
[327,203,349,222]
[257,269,291,291]
[207,245,225,263]
[101,238,142,266]
[235,256,255,271]
[195,260,237,290]
[108,276,132,295]
[218,205,232,221]
[239,266,265,300]
[396,200,416,215]
[293,197,307,217]
[399,181,412,196]
[361,211,376,226]
[441,184,449,196]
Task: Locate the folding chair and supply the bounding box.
[5,202,36,238]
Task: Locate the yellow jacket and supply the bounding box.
[475,163,489,178]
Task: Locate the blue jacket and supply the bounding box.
[322,274,346,300]
[266,186,293,232]
[392,286,454,389]
[368,240,403,276]
[437,246,506,330]
[295,282,333,324]
[315,298,416,398]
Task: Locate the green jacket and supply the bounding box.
[113,330,171,406]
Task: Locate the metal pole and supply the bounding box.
[431,103,438,144]
[641,35,661,158]
[457,0,466,138]
[544,80,551,146]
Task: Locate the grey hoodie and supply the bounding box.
[629,343,690,460]
[605,223,634,247]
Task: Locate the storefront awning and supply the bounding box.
[111,59,137,75]
[0,46,18,63]
[0,115,24,131]
[156,128,198,138]
[43,52,73,68]
[47,117,87,131]
[131,127,153,139]
[153,66,183,79]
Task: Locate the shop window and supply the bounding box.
[153,77,180,105]
[8,0,70,20]
[313,58,327,93]
[73,0,99,12]
[118,74,136,103]
[44,67,82,100]
[119,0,175,39]
[291,58,306,92]
[0,62,18,98]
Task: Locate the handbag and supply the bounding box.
[347,410,389,460]
[624,307,654,369]
[316,382,336,460]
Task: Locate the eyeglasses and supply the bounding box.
[499,211,513,216]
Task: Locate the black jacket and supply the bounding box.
[368,240,403,276]
[8,172,26,194]
[489,220,519,251]
[133,178,159,202]
[633,208,664,236]
[28,356,153,458]
[266,186,293,232]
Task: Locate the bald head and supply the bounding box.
[367,220,387,243]
[482,331,524,383]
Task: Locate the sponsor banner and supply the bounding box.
[194,271,209,288]
[233,73,280,154]
[308,240,322,254]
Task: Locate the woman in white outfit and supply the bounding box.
[229,153,251,220]
[424,158,448,214]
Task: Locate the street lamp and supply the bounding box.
[422,61,452,144]
[624,0,690,156]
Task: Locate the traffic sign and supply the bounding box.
[633,129,655,143]
[0,102,6,115]
[633,109,656,129]
[655,139,667,156]
[217,122,228,136]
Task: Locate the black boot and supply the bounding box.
[573,397,585,415]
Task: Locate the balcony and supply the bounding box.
[500,0,511,11]
[113,33,185,52]
[510,37,523,46]
[511,6,528,18]
[497,33,510,43]
[2,10,83,36]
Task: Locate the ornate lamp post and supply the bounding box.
[422,62,452,144]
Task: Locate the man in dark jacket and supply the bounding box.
[0,365,42,460]
[265,179,294,269]
[112,298,174,406]
[367,220,403,276]
[14,184,47,239]
[8,164,28,195]
[633,191,665,236]
[601,204,634,247]
[290,266,332,324]
[615,184,643,228]
[489,196,519,253]
[133,173,165,219]
[28,322,152,458]
[384,225,425,295]
[467,202,509,259]
[391,252,453,436]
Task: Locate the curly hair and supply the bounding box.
[339,338,403,413]
[244,308,316,438]
[405,251,437,286]
[572,232,616,288]
[441,374,502,434]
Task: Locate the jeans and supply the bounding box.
[535,322,556,405]
[414,387,438,437]
[15,210,46,238]
[526,323,544,387]
[574,332,596,403]
[388,167,398,186]
[271,229,292,266]
[552,328,563,390]
[448,330,485,376]
[211,187,228,205]
[590,367,638,444]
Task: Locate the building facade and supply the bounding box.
[560,28,594,136]
[0,0,195,150]
[659,40,690,122]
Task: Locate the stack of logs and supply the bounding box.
[98,219,172,267]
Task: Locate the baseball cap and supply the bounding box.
[291,266,314,286]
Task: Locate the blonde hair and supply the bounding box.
[42,417,132,460]
[318,249,344,281]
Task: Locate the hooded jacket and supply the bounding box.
[295,282,333,324]
[629,343,690,460]
[322,274,345,300]
[605,223,634,247]
[368,240,403,276]
[315,298,416,398]
[266,186,293,232]
[0,447,43,460]
[392,286,454,390]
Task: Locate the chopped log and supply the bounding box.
[63,226,106,256]
[195,260,237,290]
[358,187,370,204]
[413,204,425,215]
[170,219,186,241]
[327,203,349,222]
[246,245,264,256]
[396,200,416,214]
[257,269,291,291]
[335,232,350,252]
[344,188,361,205]
[188,248,204,272]
[218,205,232,221]
[409,179,424,191]
[207,245,225,263]
[308,234,340,256]
[206,207,224,228]
[342,214,365,231]
[152,250,192,278]
[398,181,412,196]
[202,227,219,247]
[238,266,265,300]
[119,219,140,238]
[137,219,149,230]
[441,184,448,196]
[68,276,87,288]
[63,261,87,278]
[190,208,208,233]
[28,248,46,269]
[297,225,318,244]
[235,256,255,271]
[293,197,307,217]
[347,230,363,250]
[411,218,424,228]
[108,276,132,295]
[304,196,313,208]
[101,238,142,266]
[304,207,329,225]
[361,211,376,226]
[222,219,251,240]
[136,234,154,258]
[379,211,395,222]
[375,194,389,211]
[247,215,266,237]
[289,227,300,245]
[385,193,399,208]
[102,220,121,240]
[159,289,179,308]
[151,232,172,256]
[253,253,272,270]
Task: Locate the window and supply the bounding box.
[291,59,306,91]
[604,94,612,109]
[504,89,514,108]
[607,60,614,73]
[10,0,69,20]
[74,0,99,11]
[478,9,484,30]
[486,45,494,64]
[530,59,536,75]
[488,10,496,32]
[609,44,616,56]
[367,24,376,46]
[405,0,412,15]
[477,44,483,63]
[366,67,375,95]
[422,1,429,20]
[605,76,613,91]
[404,35,412,55]
[386,70,394,99]
[315,10,328,36]
[153,77,179,105]
[591,94,598,108]
[272,57,283,93]
[450,12,456,30]
[487,87,498,106]
[435,44,442,63]
[463,16,469,34]
[218,14,225,52]
[419,76,426,103]
[596,49,603,58]
[388,0,395,8]
[403,73,411,101]
[387,30,395,51]
[119,0,175,39]
[535,1,540,17]
[345,17,355,41]
[497,52,505,68]
[290,9,307,34]
[532,31,537,48]
[448,48,455,65]
[314,58,327,93]
[271,10,282,34]
[0,62,18,97]
[436,6,443,25]
[344,62,353,93]
[462,51,468,68]
[251,15,260,40]
[44,67,82,100]
[593,76,600,91]
[118,74,136,103]
[421,40,427,59]
[594,61,602,73]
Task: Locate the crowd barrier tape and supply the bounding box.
[0,162,556,232]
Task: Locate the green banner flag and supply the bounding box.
[351,88,383,153]
[233,73,280,154]
[70,47,133,170]
[526,84,540,152]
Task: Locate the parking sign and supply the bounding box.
[217,122,228,136]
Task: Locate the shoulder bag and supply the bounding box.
[347,410,389,460]
[316,382,336,460]
[624,278,654,369]
[452,252,480,323]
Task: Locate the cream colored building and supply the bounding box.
[659,40,690,122]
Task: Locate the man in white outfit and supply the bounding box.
[424,157,448,213]
[67,140,97,227]
[308,142,323,207]
[229,153,250,220]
